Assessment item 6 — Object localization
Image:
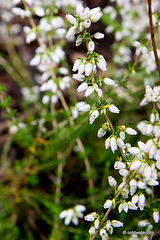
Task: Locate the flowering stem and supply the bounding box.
[22,0,95,204]
[147,0,160,76]
[90,169,138,240]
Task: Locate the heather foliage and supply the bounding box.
[0,0,160,240]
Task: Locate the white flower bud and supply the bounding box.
[126,127,137,135]
[103,199,112,209]
[109,104,120,114]
[153,210,159,223]
[149,145,157,159]
[114,161,126,170]
[118,203,123,213]
[111,220,123,228]
[130,160,141,170]
[105,138,110,149]
[66,14,76,24]
[116,138,125,148]
[76,36,83,46]
[78,104,90,112]
[72,74,85,82]
[153,125,160,137]
[94,219,100,229]
[30,55,41,66]
[90,7,103,22]
[108,176,117,187]
[66,26,76,38]
[77,82,88,92]
[128,201,138,210]
[76,4,84,15]
[128,147,141,155]
[97,57,107,71]
[138,194,145,211]
[100,229,107,237]
[85,63,93,76]
[146,124,153,135]
[147,178,159,186]
[154,149,160,161]
[88,40,95,52]
[143,165,152,180]
[132,195,139,204]
[104,78,116,86]
[89,226,95,234]
[83,19,91,28]
[89,110,99,124]
[84,212,96,221]
[94,32,104,39]
[123,202,128,213]
[120,131,125,140]
[84,86,94,97]
[129,179,137,188]
[110,137,117,153]
[137,141,146,152]
[73,59,81,72]
[150,113,155,123]
[119,169,129,177]
[98,127,106,138]
[34,7,45,17]
[78,62,85,74]
[137,181,146,189]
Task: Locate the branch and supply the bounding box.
[147,0,160,76]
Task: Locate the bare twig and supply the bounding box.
[147,0,160,76]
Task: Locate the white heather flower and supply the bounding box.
[149,145,157,159]
[137,181,146,189]
[23,26,36,44]
[84,212,97,221]
[110,137,117,153]
[147,178,159,186]
[138,194,145,211]
[89,110,99,124]
[126,127,137,135]
[94,219,100,229]
[120,131,125,140]
[108,176,117,187]
[116,138,125,148]
[83,19,91,28]
[76,4,84,16]
[153,210,159,223]
[30,55,41,66]
[73,59,81,71]
[128,147,141,155]
[89,226,95,234]
[132,195,139,204]
[90,7,103,23]
[154,149,160,161]
[138,141,146,152]
[88,40,95,52]
[100,229,107,238]
[146,124,153,135]
[78,104,90,112]
[72,74,85,82]
[34,7,45,17]
[128,201,138,211]
[111,220,123,228]
[76,36,83,46]
[119,169,129,177]
[150,113,155,123]
[109,104,120,114]
[97,55,107,71]
[143,165,152,180]
[78,62,85,74]
[104,78,116,86]
[66,26,76,38]
[97,127,106,138]
[79,7,90,20]
[105,138,110,149]
[114,161,126,170]
[129,179,137,188]
[66,14,76,24]
[130,160,142,170]
[94,32,104,39]
[77,82,88,92]
[118,203,123,213]
[153,125,160,137]
[103,199,112,209]
[84,86,94,97]
[85,63,93,76]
